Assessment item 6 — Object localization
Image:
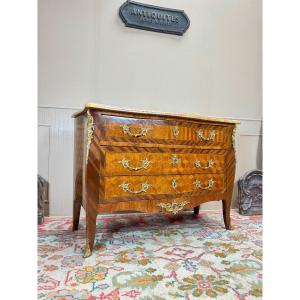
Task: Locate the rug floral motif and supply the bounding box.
[38,210,262,299]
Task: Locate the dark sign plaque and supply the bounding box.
[119,1,190,36]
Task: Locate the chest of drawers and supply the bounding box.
[72,103,240,257]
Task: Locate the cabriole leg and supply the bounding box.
[222,199,232,230]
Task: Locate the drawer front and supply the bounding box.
[103,150,225,176]
[100,115,229,148]
[102,174,224,201]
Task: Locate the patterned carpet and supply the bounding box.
[38,210,262,299]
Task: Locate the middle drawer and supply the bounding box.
[100,147,226,176]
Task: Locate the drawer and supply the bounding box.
[101,174,224,201]
[101,148,225,176]
[98,115,230,148]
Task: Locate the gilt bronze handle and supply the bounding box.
[119,158,151,171]
[119,182,151,194]
[121,124,151,137]
[194,178,215,190]
[196,129,216,141]
[194,159,215,169]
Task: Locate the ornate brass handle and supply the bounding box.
[119,158,151,171]
[121,124,151,137]
[194,159,215,169]
[194,178,215,190]
[196,129,216,141]
[119,182,151,194]
[157,201,189,215]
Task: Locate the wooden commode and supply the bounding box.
[72,103,240,257]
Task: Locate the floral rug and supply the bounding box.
[38,210,262,299]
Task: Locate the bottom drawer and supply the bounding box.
[101,174,224,201]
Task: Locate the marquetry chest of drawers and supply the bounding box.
[72,103,240,257]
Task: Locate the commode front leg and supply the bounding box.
[83,205,97,258]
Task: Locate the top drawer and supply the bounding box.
[97,115,231,149]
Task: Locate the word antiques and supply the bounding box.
[119,1,190,35]
[130,8,180,24]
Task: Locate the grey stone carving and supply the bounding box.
[238,169,262,215]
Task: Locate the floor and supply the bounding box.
[38,210,262,299]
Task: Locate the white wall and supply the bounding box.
[38,0,262,215]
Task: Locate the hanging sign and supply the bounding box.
[119,1,190,36]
